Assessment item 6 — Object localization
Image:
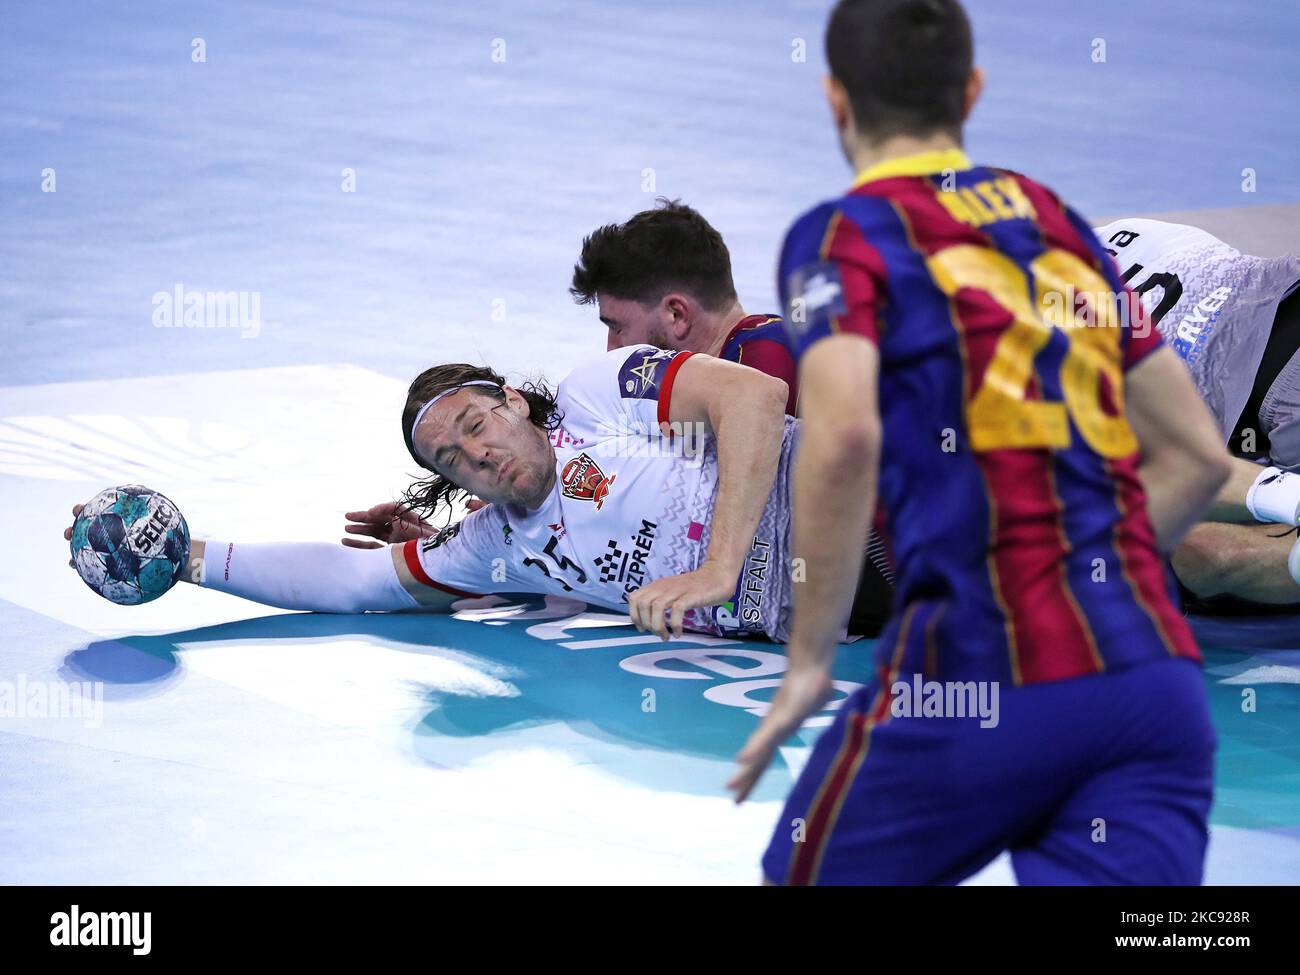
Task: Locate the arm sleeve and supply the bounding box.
[779,204,886,360]
[564,345,698,435]
[199,540,420,614]
[397,504,530,604]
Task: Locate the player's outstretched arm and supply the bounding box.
[186,539,465,613]
[64,505,461,614]
[1126,346,1234,551]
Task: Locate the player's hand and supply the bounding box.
[63,503,84,567]
[627,559,737,641]
[342,502,434,549]
[728,661,834,803]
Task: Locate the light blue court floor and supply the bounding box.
[2,1,1298,882]
[2,364,1298,884]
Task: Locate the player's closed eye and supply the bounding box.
[447,415,490,473]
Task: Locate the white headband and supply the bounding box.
[410,380,502,466]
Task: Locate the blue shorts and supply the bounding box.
[762,657,1216,885]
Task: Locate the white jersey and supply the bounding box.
[1094,218,1300,441]
[399,346,804,640]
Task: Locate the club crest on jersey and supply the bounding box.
[785,261,847,338]
[618,349,676,400]
[561,452,616,509]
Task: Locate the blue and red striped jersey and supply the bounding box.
[719,313,800,414]
[779,149,1198,686]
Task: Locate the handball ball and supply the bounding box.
[70,485,190,605]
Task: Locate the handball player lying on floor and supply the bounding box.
[66,347,895,641]
[1094,217,1300,613]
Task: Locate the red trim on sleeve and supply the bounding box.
[402,539,480,598]
[822,212,886,346]
[656,351,696,428]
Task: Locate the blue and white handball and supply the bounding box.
[70,485,190,605]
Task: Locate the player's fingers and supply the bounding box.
[64,527,73,540]
[627,592,645,632]
[340,537,383,550]
[668,598,688,640]
[72,504,83,516]
[643,593,664,637]
[730,731,778,798]
[640,594,659,635]
[739,719,786,768]
[658,598,676,641]
[727,757,766,803]
[647,594,669,640]
[345,522,386,538]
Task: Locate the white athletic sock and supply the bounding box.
[1288,536,1300,586]
[1246,467,1300,525]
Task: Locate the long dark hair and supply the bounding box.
[399,363,563,523]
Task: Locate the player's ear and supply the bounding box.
[962,66,985,121]
[664,294,691,338]
[500,386,529,418]
[822,75,850,133]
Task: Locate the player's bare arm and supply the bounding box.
[628,353,789,640]
[1173,521,1300,606]
[64,505,461,614]
[729,333,880,802]
[1125,345,1234,551]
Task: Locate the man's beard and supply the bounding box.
[501,452,553,508]
[647,326,673,351]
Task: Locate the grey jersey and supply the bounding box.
[691,417,801,641]
[1094,218,1300,441]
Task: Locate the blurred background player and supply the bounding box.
[729,0,1233,884]
[1091,217,1300,611]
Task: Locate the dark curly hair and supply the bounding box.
[570,198,737,312]
[398,363,563,523]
